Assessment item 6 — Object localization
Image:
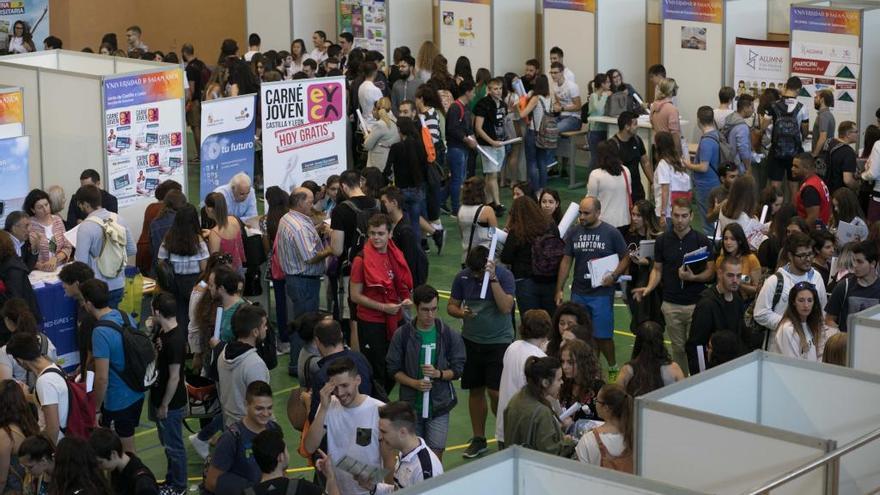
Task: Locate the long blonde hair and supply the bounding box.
[416,41,439,73]
[656,78,678,100]
[373,97,396,128]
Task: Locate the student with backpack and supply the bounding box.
[764,76,810,200]
[520,74,555,193]
[73,184,136,310]
[247,429,340,495]
[81,279,153,454]
[88,428,159,495]
[720,94,755,174]
[690,106,724,234]
[445,79,478,215]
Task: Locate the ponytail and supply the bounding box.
[589,73,609,96]
[523,356,561,406]
[599,383,634,450]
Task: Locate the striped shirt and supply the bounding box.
[157,240,210,275]
[421,107,442,147]
[375,437,443,494]
[276,210,325,277]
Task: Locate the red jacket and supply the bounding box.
[796,174,831,226]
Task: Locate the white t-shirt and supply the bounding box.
[358,80,384,124]
[309,48,328,64]
[322,395,384,495]
[554,79,580,119]
[495,340,546,443]
[35,365,69,443]
[563,67,576,85]
[587,168,632,228]
[714,108,734,130]
[243,50,258,62]
[576,430,626,465]
[0,335,58,386]
[652,159,692,218]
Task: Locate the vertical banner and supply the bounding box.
[438,0,491,73]
[0,0,49,53]
[33,283,79,371]
[0,135,29,228]
[103,69,187,208]
[790,6,861,129]
[733,38,789,97]
[199,94,257,202]
[0,87,24,138]
[338,0,387,61]
[261,76,347,191]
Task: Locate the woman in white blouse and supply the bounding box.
[772,282,831,361]
[587,141,632,231]
[363,97,400,170]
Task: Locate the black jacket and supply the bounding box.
[686,285,744,374]
[65,189,118,229]
[0,256,42,338]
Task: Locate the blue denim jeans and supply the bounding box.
[197,413,223,442]
[153,405,187,489]
[272,276,289,342]
[447,145,469,215]
[556,115,582,134]
[415,412,450,452]
[588,130,608,174]
[286,274,322,374]
[694,181,718,236]
[524,129,551,191]
[401,187,426,236]
[514,278,557,317]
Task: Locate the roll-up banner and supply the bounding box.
[0,88,24,138]
[261,76,347,191]
[733,38,789,98]
[199,94,257,201]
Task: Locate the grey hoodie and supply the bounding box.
[217,341,270,426]
[722,111,752,169]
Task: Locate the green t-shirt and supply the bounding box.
[220,299,245,342]
[414,325,438,416]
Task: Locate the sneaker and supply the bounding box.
[462,437,489,459]
[158,483,187,495]
[421,238,431,254]
[432,228,446,255]
[188,433,210,460]
[607,365,620,383]
[276,341,291,355]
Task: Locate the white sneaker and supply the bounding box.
[189,433,210,460]
[277,341,291,355]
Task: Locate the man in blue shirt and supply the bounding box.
[691,106,722,235]
[214,172,258,222]
[81,279,144,454]
[556,196,629,379]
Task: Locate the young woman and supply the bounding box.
[649,79,681,146]
[822,332,847,366]
[586,73,612,172]
[415,41,439,83]
[718,223,762,300]
[520,74,554,192]
[227,58,260,97]
[512,182,534,203]
[605,69,639,100]
[0,299,57,387]
[757,185,784,222]
[384,117,426,235]
[719,175,763,250]
[157,204,209,330]
[23,189,72,272]
[289,39,307,76]
[457,177,497,265]
[758,204,799,271]
[260,186,291,346]
[624,200,663,331]
[48,437,111,495]
[502,72,523,188]
[575,383,634,473]
[364,97,400,170]
[559,339,604,430]
[8,21,35,54]
[652,131,691,228]
[587,141,632,232]
[539,188,562,224]
[832,187,868,241]
[0,380,40,493]
[203,192,246,273]
[811,229,836,289]
[470,67,492,112]
[548,302,593,358]
[503,356,576,457]
[500,196,559,316]
[616,321,684,396]
[772,283,828,362]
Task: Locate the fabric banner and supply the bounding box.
[338,0,387,60]
[543,0,595,12]
[662,0,722,24]
[199,94,256,202]
[790,6,860,37]
[34,283,79,371]
[0,87,24,138]
[261,76,347,192]
[0,0,49,53]
[733,38,789,97]
[103,69,186,208]
[0,134,28,228]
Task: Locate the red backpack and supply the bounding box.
[41,367,96,440]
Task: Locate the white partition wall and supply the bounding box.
[661,0,724,138]
[435,0,492,74]
[540,0,595,98]
[597,0,646,96]
[856,6,880,134]
[388,0,433,56]
[246,0,293,52]
[491,0,533,75]
[724,0,769,85]
[848,304,880,376]
[396,446,707,495]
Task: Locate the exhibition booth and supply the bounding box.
[635,351,880,495]
[396,446,706,495]
[846,304,880,376]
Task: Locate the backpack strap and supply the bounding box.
[40,367,72,433]
[465,205,486,257]
[454,100,465,123]
[763,272,786,350]
[95,312,134,377]
[699,134,721,176]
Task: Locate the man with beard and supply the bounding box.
[391,55,418,116]
[217,304,271,426]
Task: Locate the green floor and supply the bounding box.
[137,159,641,485]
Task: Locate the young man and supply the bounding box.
[303,59,318,78]
[82,279,145,453]
[521,59,540,93]
[714,86,736,130]
[387,285,466,459]
[125,25,148,52]
[686,256,745,375]
[380,186,428,287]
[706,162,739,224]
[826,240,880,333]
[549,46,575,84]
[722,94,754,174]
[148,293,187,494]
[764,76,810,199]
[308,319,374,422]
[208,265,245,343]
[349,213,414,390]
[304,358,389,495]
[338,32,353,69]
[18,434,55,495]
[391,56,418,115]
[182,43,207,151]
[549,62,582,133]
[812,89,836,159]
[447,246,515,459]
[648,64,668,103]
[358,402,444,494]
[248,429,340,495]
[556,196,629,377]
[243,33,261,61]
[89,428,160,495]
[214,172,258,222]
[7,332,68,444]
[59,261,96,366]
[633,199,716,375]
[792,153,832,227]
[754,232,828,348]
[446,80,478,215]
[690,106,723,234]
[473,77,508,210]
[823,121,860,193]
[309,30,328,63]
[218,304,271,426]
[608,111,652,202]
[205,381,280,495]
[358,61,383,120]
[398,100,416,119]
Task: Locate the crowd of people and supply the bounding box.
[0,23,878,495]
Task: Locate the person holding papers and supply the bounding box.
[632,198,715,376]
[213,172,258,223]
[623,200,663,331]
[555,197,629,380]
[831,188,868,243]
[473,77,508,213]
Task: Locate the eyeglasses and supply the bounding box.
[792,252,814,260]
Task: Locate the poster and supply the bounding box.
[438,0,491,70]
[542,0,595,12]
[661,0,722,24]
[0,87,24,138]
[103,69,186,208]
[33,283,79,371]
[790,6,860,37]
[0,0,49,53]
[0,135,29,228]
[733,38,789,97]
[261,76,347,192]
[200,94,256,201]
[338,0,387,60]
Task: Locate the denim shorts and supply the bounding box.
[416,413,450,452]
[571,292,615,340]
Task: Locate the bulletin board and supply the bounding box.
[435,0,492,74]
[337,0,389,60]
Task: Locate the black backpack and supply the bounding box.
[342,198,381,264]
[531,231,565,279]
[95,312,158,392]
[770,100,803,160]
[815,138,849,179]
